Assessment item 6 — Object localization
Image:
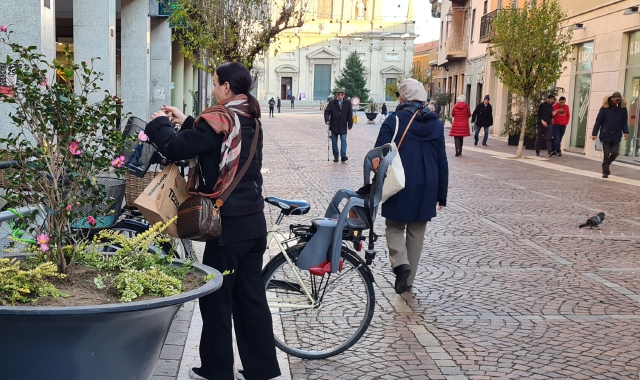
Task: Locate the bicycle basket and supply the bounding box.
[70,177,126,229]
[120,116,158,178]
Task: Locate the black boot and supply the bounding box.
[393,264,411,294]
[602,162,609,178]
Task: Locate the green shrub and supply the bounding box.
[0,258,67,305]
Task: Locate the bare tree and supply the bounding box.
[171,0,309,71]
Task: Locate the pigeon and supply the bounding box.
[579,212,605,229]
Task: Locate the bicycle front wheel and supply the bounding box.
[262,244,375,359]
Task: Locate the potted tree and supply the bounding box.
[0,27,221,380]
[365,101,379,123]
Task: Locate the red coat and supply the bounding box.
[449,102,471,137]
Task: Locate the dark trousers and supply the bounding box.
[454,136,464,155]
[602,141,620,174]
[268,107,274,117]
[474,125,489,145]
[277,106,280,113]
[290,101,294,109]
[198,237,280,380]
[552,124,566,152]
[536,124,553,154]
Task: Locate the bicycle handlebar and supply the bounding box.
[0,160,21,170]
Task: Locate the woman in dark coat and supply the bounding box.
[374,78,449,294]
[591,92,629,178]
[449,95,472,156]
[146,62,280,380]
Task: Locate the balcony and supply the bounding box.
[479,9,499,43]
[445,37,468,60]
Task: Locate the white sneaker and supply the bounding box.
[236,371,282,379]
[189,368,208,380]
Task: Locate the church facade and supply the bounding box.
[254,0,417,103]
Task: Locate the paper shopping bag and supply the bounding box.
[134,164,190,238]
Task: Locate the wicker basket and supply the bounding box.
[124,170,157,208]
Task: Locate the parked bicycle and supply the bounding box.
[261,143,397,359]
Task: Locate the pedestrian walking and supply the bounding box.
[324,88,353,162]
[592,91,629,178]
[146,62,280,380]
[552,96,570,156]
[276,97,281,113]
[381,103,388,121]
[449,95,471,157]
[472,95,493,147]
[536,94,556,157]
[290,96,295,109]
[372,78,449,294]
[268,97,275,117]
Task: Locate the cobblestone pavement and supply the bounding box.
[161,108,640,380]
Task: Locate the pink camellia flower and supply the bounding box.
[111,155,125,168]
[36,234,49,245]
[69,141,82,156]
[87,216,96,226]
[0,26,6,33]
[138,131,148,142]
[66,204,72,211]
[40,243,49,252]
[76,201,81,206]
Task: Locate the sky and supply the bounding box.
[414,3,441,43]
[381,0,441,44]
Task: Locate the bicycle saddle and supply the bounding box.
[265,197,310,216]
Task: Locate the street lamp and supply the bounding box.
[446,10,453,22]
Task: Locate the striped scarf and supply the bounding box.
[195,94,252,198]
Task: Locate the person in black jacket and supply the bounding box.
[592,91,629,178]
[268,97,275,117]
[472,95,493,147]
[276,97,281,113]
[536,94,556,157]
[324,88,354,162]
[146,62,280,380]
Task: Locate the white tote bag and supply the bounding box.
[381,116,405,203]
[381,112,419,203]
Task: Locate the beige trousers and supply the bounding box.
[385,219,428,286]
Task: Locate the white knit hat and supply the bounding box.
[398,78,428,102]
[457,95,466,103]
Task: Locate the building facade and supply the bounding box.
[432,0,489,117]
[254,0,417,103]
[0,0,199,135]
[413,40,444,100]
[555,0,640,162]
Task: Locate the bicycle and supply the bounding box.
[261,143,397,359]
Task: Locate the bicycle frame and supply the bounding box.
[265,212,317,310]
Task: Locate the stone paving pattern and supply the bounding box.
[159,108,640,379]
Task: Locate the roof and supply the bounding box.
[414,40,439,54]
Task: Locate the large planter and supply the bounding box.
[0,260,223,380]
[365,112,378,121]
[508,135,537,150]
[524,136,536,150]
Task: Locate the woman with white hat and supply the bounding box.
[372,78,449,294]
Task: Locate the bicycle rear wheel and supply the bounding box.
[262,244,375,359]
